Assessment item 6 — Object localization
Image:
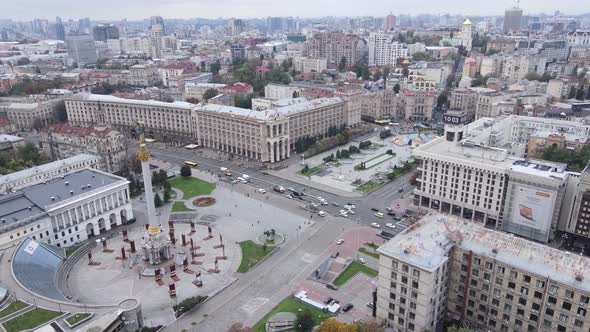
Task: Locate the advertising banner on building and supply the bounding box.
[511,186,554,232]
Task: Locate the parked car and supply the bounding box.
[386,223,396,229]
[257,188,266,194]
[339,211,348,217]
[385,207,393,212]
[374,212,384,218]
[324,297,334,304]
[318,211,326,217]
[336,239,344,245]
[331,252,340,258]
[332,202,340,206]
[371,208,379,212]
[387,211,396,216]
[357,257,366,264]
[366,302,374,308]
[371,223,381,228]
[326,283,339,290]
[342,303,354,312]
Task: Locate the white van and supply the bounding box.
[237,177,246,183]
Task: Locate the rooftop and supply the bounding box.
[0,168,125,232]
[274,97,343,115]
[45,123,119,139]
[378,213,590,292]
[71,93,195,110]
[0,154,100,187]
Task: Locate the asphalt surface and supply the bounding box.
[143,145,416,228]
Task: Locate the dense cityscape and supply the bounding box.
[0,2,590,332]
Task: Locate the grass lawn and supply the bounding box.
[237,240,273,273]
[66,244,83,257]
[251,296,332,332]
[0,301,28,319]
[65,313,91,326]
[169,176,215,199]
[358,247,379,259]
[171,201,193,212]
[299,165,322,176]
[364,242,378,249]
[2,308,62,332]
[333,261,378,287]
[355,180,383,193]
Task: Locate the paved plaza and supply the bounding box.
[274,132,413,193]
[66,178,313,327]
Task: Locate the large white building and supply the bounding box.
[377,213,590,332]
[367,32,408,67]
[413,115,590,242]
[0,168,132,249]
[0,154,101,194]
[65,94,349,163]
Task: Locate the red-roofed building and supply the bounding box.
[40,124,127,173]
[222,82,253,96]
[300,87,335,99]
[0,119,17,135]
[255,66,270,78]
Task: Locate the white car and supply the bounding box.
[371,223,381,228]
[336,239,344,245]
[258,188,266,194]
[285,194,293,199]
[374,212,384,218]
[320,201,329,206]
[339,211,348,217]
[311,202,319,208]
[343,205,352,210]
[358,257,366,264]
[318,211,326,217]
[317,196,324,201]
[386,223,396,229]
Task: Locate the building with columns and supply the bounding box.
[0,153,102,194]
[0,168,132,249]
[65,93,346,163]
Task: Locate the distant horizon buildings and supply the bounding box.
[504,5,523,32]
[384,13,396,31]
[65,33,97,65]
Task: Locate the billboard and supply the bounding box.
[510,186,555,232]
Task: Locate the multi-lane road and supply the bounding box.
[144,144,415,227]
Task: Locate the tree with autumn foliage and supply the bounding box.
[317,319,357,332]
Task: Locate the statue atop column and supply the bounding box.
[137,120,171,265]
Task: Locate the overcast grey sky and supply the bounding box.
[4,0,589,21]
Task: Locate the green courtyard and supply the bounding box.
[2,308,62,332]
[237,240,273,273]
[252,296,332,332]
[169,176,215,198]
[333,261,378,287]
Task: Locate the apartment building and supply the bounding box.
[293,57,327,73]
[39,124,127,174]
[264,84,304,100]
[502,56,547,81]
[0,154,101,194]
[1,100,57,130]
[367,32,408,67]
[400,90,435,122]
[65,94,347,163]
[450,89,478,121]
[377,213,590,332]
[303,31,366,68]
[475,92,506,119]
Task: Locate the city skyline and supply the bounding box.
[4,0,590,21]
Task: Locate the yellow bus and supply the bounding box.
[184,161,198,167]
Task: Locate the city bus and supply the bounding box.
[184,161,198,167]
